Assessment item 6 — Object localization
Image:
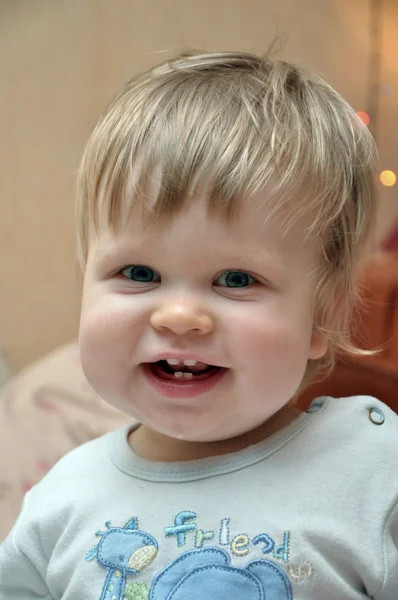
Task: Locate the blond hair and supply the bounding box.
[76,50,377,379]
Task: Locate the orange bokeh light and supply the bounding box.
[356,111,370,126]
[379,170,397,187]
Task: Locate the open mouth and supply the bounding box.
[141,358,227,398]
[148,359,221,381]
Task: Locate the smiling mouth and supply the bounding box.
[148,360,221,381]
[142,360,227,398]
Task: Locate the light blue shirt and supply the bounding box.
[0,395,397,599]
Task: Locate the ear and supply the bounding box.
[308,326,328,359]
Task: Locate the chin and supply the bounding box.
[156,419,248,444]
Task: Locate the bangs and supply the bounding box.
[77,52,375,255]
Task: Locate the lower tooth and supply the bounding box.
[173,372,193,380]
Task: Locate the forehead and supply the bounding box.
[91,187,320,270]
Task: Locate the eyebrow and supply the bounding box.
[95,240,283,266]
[91,230,289,282]
[225,246,285,271]
[92,236,144,263]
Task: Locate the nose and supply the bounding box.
[150,301,215,336]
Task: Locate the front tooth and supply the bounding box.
[174,371,184,379]
[183,360,197,366]
[183,372,193,379]
[167,359,181,366]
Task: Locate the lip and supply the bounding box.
[141,363,227,399]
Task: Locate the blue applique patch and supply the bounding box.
[86,513,304,599]
[149,547,293,599]
[85,518,158,600]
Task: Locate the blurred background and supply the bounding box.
[0,0,397,375]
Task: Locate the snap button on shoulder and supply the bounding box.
[368,407,385,425]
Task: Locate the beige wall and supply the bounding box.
[1,0,397,372]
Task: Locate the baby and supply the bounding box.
[1,50,397,600]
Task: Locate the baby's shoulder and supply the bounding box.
[301,396,398,512]
[321,394,397,431]
[26,426,127,507]
[7,427,131,569]
[312,394,398,464]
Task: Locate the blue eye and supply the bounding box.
[120,265,160,283]
[215,270,256,288]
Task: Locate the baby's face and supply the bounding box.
[79,191,327,445]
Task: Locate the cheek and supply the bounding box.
[79,292,144,378]
[228,303,313,374]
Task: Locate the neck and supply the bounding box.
[129,405,302,462]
